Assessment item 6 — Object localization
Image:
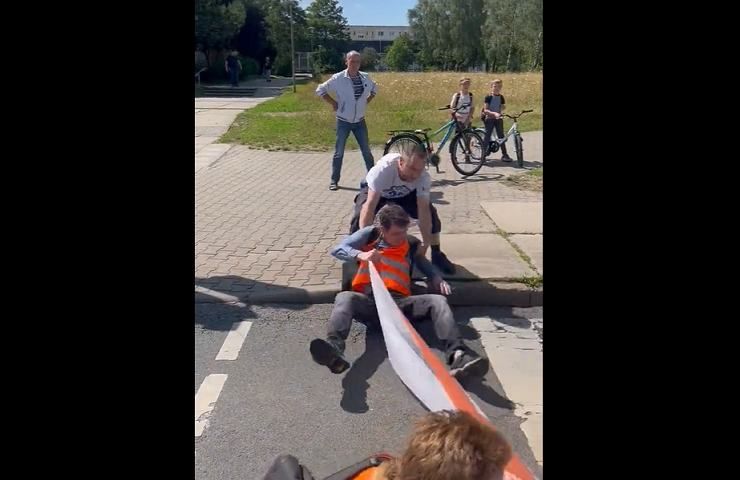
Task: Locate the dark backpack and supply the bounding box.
[262,455,315,480]
[323,453,393,480]
[452,91,472,110]
[262,453,393,480]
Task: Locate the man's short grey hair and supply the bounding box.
[346,50,361,59]
[400,142,428,163]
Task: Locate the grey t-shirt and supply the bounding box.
[366,153,431,199]
[484,94,506,113]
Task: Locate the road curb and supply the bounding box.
[195,281,542,307]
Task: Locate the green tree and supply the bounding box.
[263,0,308,76]
[524,0,543,70]
[307,0,350,72]
[195,0,247,50]
[408,0,454,69]
[408,0,542,72]
[453,0,485,70]
[360,47,380,70]
[407,1,431,67]
[482,0,542,71]
[234,2,272,64]
[385,34,416,71]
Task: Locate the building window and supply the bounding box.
[378,31,384,36]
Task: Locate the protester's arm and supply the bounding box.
[330,227,374,262]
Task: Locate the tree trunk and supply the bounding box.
[531,31,542,70]
[505,38,514,72]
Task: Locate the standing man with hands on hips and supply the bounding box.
[316,50,377,191]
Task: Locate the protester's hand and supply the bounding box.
[331,100,338,112]
[357,249,382,264]
[418,243,430,258]
[432,277,452,295]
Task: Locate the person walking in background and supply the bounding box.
[225,50,242,87]
[264,56,272,82]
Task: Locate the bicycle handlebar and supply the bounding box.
[438,103,471,113]
[503,109,534,120]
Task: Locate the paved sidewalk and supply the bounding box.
[194,77,306,171]
[195,130,543,303]
[195,97,273,172]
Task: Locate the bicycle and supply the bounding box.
[475,109,533,168]
[383,103,485,177]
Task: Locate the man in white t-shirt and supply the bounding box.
[349,143,456,274]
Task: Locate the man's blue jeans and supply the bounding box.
[332,118,374,183]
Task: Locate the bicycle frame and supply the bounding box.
[481,109,533,149]
[425,119,460,154]
[492,120,518,146]
[384,103,479,173]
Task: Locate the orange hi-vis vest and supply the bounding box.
[350,466,380,480]
[324,453,392,480]
[351,240,412,297]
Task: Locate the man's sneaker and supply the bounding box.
[449,349,489,379]
[501,155,513,162]
[432,250,456,274]
[310,338,350,374]
[329,182,338,191]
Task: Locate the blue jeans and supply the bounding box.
[483,117,508,157]
[332,118,374,183]
[229,68,239,87]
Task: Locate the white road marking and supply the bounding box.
[215,321,253,361]
[195,374,228,437]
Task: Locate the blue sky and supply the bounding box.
[298,0,417,26]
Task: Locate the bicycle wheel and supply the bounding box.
[475,127,499,158]
[383,133,423,156]
[514,134,524,168]
[450,129,485,176]
[474,128,488,157]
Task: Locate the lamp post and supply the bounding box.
[289,1,296,92]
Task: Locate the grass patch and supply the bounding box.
[495,275,543,289]
[517,275,543,289]
[505,167,542,192]
[220,72,542,150]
